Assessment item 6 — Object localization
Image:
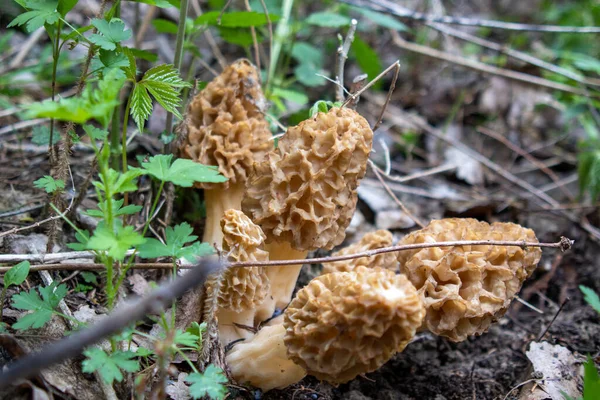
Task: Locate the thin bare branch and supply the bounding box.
[343,0,600,33]
[336,19,358,102]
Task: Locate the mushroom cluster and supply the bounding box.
[180,60,544,393]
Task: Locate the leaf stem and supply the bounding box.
[48,20,63,150]
[121,92,133,173]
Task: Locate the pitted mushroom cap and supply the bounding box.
[283,267,425,384]
[396,218,542,342]
[180,59,272,189]
[322,230,398,275]
[218,209,270,312]
[242,107,373,251]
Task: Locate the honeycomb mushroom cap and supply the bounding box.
[322,230,398,275]
[180,59,272,189]
[242,107,373,251]
[397,218,542,342]
[218,209,270,311]
[283,267,425,384]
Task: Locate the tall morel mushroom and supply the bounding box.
[396,218,542,342]
[203,209,270,346]
[242,106,374,319]
[284,266,425,384]
[179,59,272,246]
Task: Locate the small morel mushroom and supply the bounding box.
[283,266,425,384]
[226,317,307,391]
[179,59,272,246]
[396,218,542,342]
[242,107,374,319]
[321,229,398,275]
[204,210,270,345]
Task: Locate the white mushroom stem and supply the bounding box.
[254,242,307,322]
[202,182,246,247]
[226,320,306,391]
[215,307,255,345]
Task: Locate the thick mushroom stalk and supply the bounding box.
[225,317,307,391]
[284,266,425,384]
[396,218,542,342]
[322,229,398,275]
[243,107,374,319]
[179,59,272,247]
[206,210,270,345]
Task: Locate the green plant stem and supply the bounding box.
[266,0,293,96]
[114,180,165,294]
[164,0,189,136]
[176,349,199,374]
[121,92,133,173]
[48,20,63,150]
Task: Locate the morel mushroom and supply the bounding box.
[284,266,425,384]
[321,229,398,275]
[242,107,374,319]
[226,317,307,391]
[209,209,270,345]
[396,218,542,342]
[179,59,272,246]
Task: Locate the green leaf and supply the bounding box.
[294,63,325,87]
[97,49,130,73]
[31,125,59,145]
[152,18,178,34]
[11,282,67,330]
[4,261,30,287]
[309,100,341,118]
[26,68,125,127]
[352,35,382,89]
[578,150,600,201]
[291,42,323,67]
[131,64,190,131]
[173,329,201,349]
[85,198,142,218]
[34,175,65,193]
[272,87,309,106]
[66,230,90,251]
[127,0,179,8]
[187,365,228,400]
[305,12,351,28]
[126,47,158,62]
[138,222,214,261]
[89,18,132,50]
[583,355,600,400]
[355,8,408,31]
[139,154,227,186]
[8,0,61,32]
[195,11,279,28]
[93,168,144,196]
[82,348,139,385]
[580,285,600,314]
[80,271,98,285]
[83,124,109,141]
[217,27,261,47]
[87,221,146,260]
[57,0,78,16]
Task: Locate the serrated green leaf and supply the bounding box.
[305,12,351,28]
[67,230,90,251]
[11,282,67,330]
[31,125,60,146]
[4,261,30,287]
[195,11,279,28]
[187,365,228,400]
[85,198,142,218]
[8,0,60,32]
[138,222,214,261]
[580,285,600,314]
[98,49,130,72]
[87,221,146,260]
[355,8,408,31]
[352,35,382,89]
[89,18,132,50]
[57,0,78,16]
[82,348,139,385]
[138,154,227,186]
[130,83,152,130]
[80,271,98,285]
[173,329,200,349]
[34,175,65,193]
[83,124,109,141]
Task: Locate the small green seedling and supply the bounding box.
[0,261,31,326]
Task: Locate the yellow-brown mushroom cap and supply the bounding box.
[218,209,270,311]
[180,59,272,189]
[397,218,542,342]
[322,230,398,275]
[242,107,373,251]
[283,267,425,384]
